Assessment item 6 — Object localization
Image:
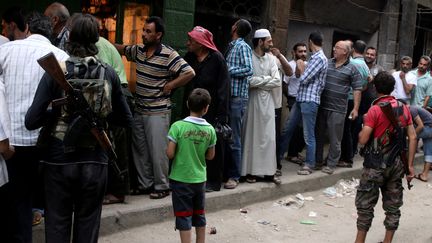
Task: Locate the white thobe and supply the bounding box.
[241,52,281,176]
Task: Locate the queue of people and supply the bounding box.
[0,2,431,243]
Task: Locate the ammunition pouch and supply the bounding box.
[361,141,402,169]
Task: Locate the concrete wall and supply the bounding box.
[263,0,291,56]
[163,0,196,122]
[285,21,377,60]
[163,0,195,55]
[377,0,400,71]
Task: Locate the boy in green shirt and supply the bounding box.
[166,88,216,243]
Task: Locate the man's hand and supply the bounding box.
[2,145,15,160]
[270,48,281,58]
[399,71,406,80]
[163,82,174,95]
[349,109,359,120]
[296,59,305,75]
[407,165,415,182]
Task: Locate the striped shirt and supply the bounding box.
[124,43,193,114]
[53,27,69,51]
[320,58,363,114]
[0,34,69,146]
[226,38,253,98]
[297,49,328,104]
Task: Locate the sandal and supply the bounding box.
[297,166,312,175]
[149,190,170,199]
[415,173,428,182]
[275,169,282,177]
[246,175,256,183]
[272,176,281,185]
[287,155,304,165]
[336,161,353,168]
[321,166,334,175]
[103,194,125,205]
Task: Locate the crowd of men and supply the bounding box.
[0,2,431,243]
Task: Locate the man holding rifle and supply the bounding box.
[25,14,132,243]
[354,71,416,243]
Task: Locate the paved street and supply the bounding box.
[99,177,432,243]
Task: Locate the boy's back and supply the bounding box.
[168,116,216,183]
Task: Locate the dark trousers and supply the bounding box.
[275,108,282,169]
[0,146,39,243]
[206,135,226,190]
[286,96,305,157]
[107,125,131,196]
[44,163,107,243]
[340,100,355,163]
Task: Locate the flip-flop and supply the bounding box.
[415,173,428,182]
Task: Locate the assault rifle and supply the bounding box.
[379,101,413,190]
[37,52,124,179]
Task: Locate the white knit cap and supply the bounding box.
[254,29,271,38]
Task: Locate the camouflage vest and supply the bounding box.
[52,56,112,152]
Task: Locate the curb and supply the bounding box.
[33,154,424,241]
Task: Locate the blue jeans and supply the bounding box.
[228,97,248,180]
[279,101,319,168]
[418,126,432,162]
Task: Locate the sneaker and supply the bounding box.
[321,166,334,175]
[224,178,239,189]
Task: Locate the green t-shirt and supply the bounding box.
[95,37,128,85]
[168,116,217,183]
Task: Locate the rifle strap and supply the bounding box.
[68,56,105,80]
[378,100,407,134]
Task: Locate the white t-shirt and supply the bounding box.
[285,60,307,97]
[391,71,417,100]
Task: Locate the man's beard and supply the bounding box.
[401,67,410,73]
[296,55,307,61]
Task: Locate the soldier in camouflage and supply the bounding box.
[354,71,416,243]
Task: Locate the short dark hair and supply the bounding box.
[146,16,165,37]
[420,55,431,66]
[366,46,377,53]
[293,42,307,51]
[188,88,211,112]
[374,71,395,95]
[66,14,99,57]
[2,6,27,32]
[309,31,323,47]
[353,40,367,54]
[26,11,52,39]
[400,56,412,63]
[252,37,266,48]
[235,19,252,38]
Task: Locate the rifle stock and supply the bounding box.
[37,52,73,93]
[378,102,412,190]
